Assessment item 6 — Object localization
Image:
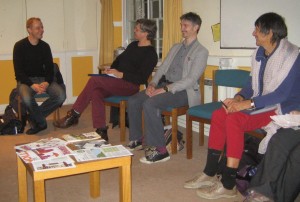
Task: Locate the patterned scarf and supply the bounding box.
[253,39,299,154]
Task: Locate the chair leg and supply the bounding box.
[186,115,193,159]
[119,101,126,142]
[17,95,22,122]
[199,123,205,146]
[171,110,178,154]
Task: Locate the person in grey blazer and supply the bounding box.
[127,12,208,164]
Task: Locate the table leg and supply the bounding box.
[33,180,45,202]
[119,164,131,202]
[90,171,100,198]
[17,157,28,202]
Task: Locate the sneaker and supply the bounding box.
[196,180,237,199]
[244,190,273,202]
[184,173,218,189]
[139,147,170,164]
[126,140,143,151]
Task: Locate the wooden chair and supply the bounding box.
[17,63,62,125]
[104,83,148,142]
[162,74,205,154]
[186,69,251,159]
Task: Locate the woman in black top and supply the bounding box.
[53,19,158,141]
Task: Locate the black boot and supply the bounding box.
[96,126,109,142]
[53,109,80,128]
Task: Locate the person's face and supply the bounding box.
[180,20,199,39]
[134,24,148,41]
[252,26,273,47]
[27,20,44,40]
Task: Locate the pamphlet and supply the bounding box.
[271,114,300,128]
[14,137,67,152]
[71,139,110,150]
[62,132,101,143]
[72,145,133,162]
[16,145,73,164]
[32,156,76,172]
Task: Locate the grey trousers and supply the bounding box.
[18,77,66,127]
[249,128,300,202]
[127,90,188,147]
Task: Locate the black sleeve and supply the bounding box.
[13,41,33,86]
[43,43,54,84]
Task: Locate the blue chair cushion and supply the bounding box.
[34,93,50,99]
[164,106,186,112]
[104,96,129,104]
[188,101,222,120]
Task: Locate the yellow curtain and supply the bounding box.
[162,0,183,60]
[99,0,114,66]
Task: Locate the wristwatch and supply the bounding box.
[163,85,169,92]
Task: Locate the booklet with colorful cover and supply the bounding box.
[32,156,76,172]
[62,132,101,143]
[14,137,67,152]
[16,145,73,164]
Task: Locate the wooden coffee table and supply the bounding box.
[17,155,132,202]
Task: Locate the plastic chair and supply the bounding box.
[162,74,205,154]
[186,69,251,159]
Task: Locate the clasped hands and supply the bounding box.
[222,97,252,113]
[145,84,165,97]
[31,82,49,94]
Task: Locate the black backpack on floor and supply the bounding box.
[0,105,23,135]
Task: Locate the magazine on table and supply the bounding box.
[71,139,110,150]
[16,145,73,164]
[32,156,76,172]
[62,132,101,143]
[14,137,67,152]
[72,145,133,162]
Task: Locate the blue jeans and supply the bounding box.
[17,77,66,127]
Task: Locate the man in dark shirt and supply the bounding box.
[13,17,66,135]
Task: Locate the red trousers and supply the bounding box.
[73,76,139,128]
[208,107,276,159]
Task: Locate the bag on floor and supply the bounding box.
[0,105,23,135]
[164,125,185,153]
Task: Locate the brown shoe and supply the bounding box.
[53,109,80,128]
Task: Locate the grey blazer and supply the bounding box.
[151,40,208,107]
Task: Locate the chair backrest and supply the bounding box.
[212,69,250,102]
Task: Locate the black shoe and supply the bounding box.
[96,126,109,142]
[53,109,80,128]
[26,124,47,135]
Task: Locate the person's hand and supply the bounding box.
[148,88,165,97]
[105,68,123,78]
[39,82,49,93]
[145,85,156,96]
[223,98,250,113]
[31,83,43,94]
[290,110,300,115]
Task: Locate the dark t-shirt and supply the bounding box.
[111,41,158,85]
[13,37,54,86]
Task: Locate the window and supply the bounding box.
[123,0,163,59]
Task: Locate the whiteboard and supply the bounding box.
[221,0,300,49]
